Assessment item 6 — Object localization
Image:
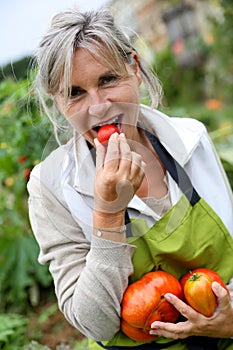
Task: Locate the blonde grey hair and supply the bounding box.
[33,7,162,135]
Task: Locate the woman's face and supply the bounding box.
[56,47,142,145]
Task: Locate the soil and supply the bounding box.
[26,302,85,350]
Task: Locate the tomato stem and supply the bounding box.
[189,273,200,281]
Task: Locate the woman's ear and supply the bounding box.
[131,51,142,85]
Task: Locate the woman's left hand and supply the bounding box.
[150,282,233,339]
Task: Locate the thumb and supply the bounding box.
[212,281,230,310]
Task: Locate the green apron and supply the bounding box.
[89,133,233,350]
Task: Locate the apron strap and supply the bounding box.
[145,130,200,206]
[125,209,132,238]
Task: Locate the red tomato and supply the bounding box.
[180,268,229,317]
[121,271,183,342]
[97,124,120,143]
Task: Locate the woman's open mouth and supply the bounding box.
[92,114,123,133]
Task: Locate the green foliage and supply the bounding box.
[0,56,32,82]
[152,1,233,106]
[152,45,207,106]
[0,77,53,310]
[37,303,58,325]
[206,0,233,103]
[23,341,51,350]
[74,338,88,350]
[0,234,52,310]
[160,103,233,190]
[153,0,233,190]
[0,313,28,349]
[22,339,89,350]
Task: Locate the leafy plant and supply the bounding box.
[74,338,88,350]
[205,0,233,103]
[152,44,207,107]
[0,77,53,310]
[0,234,52,311]
[0,313,28,349]
[159,102,233,190]
[23,341,51,350]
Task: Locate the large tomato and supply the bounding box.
[97,124,120,143]
[180,268,229,317]
[121,271,183,342]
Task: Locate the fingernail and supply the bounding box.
[110,132,117,140]
[212,281,220,293]
[164,293,172,301]
[119,133,125,138]
[151,321,160,329]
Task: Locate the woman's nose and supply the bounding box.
[88,101,111,119]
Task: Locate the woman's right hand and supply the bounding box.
[94,132,146,215]
[150,282,233,339]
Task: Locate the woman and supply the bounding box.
[27,7,233,350]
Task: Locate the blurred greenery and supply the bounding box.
[0,78,53,313]
[0,0,232,348]
[153,0,233,187]
[0,56,32,82]
[0,313,28,349]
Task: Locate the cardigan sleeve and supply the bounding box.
[27,174,136,341]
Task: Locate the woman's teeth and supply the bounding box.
[93,116,121,131]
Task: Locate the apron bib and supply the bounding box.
[90,133,233,350]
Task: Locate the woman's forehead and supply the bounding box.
[72,47,127,75]
[72,50,107,79]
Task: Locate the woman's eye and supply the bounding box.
[101,75,118,85]
[69,86,84,99]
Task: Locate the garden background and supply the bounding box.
[0,0,232,349]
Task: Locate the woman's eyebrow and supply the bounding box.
[98,70,116,79]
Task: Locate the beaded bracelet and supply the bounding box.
[94,225,126,237]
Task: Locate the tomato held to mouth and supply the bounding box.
[97,124,120,143]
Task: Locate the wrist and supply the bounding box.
[93,209,125,226]
[93,225,127,242]
[93,209,126,242]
